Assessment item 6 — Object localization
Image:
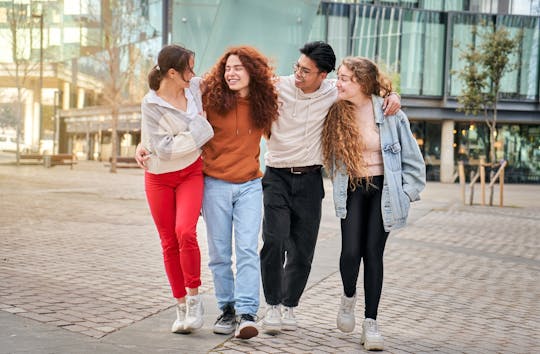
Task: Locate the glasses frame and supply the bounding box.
[293,63,321,78]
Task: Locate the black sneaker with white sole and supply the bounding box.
[235,314,258,339]
[213,304,236,335]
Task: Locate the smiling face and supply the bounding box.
[293,54,327,94]
[336,65,364,102]
[224,54,250,97]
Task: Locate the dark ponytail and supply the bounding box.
[148,65,162,90]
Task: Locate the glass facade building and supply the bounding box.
[4,0,537,182]
[309,0,540,183]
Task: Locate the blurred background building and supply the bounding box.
[0,0,539,182]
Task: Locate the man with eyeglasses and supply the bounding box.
[260,41,401,334]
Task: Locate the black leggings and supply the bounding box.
[340,175,389,320]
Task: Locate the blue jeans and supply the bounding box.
[202,176,262,316]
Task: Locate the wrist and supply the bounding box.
[387,91,401,99]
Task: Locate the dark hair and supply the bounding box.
[148,44,194,90]
[202,46,278,137]
[299,41,336,73]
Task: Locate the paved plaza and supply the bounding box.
[1,158,539,353]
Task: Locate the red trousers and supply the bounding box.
[145,158,203,299]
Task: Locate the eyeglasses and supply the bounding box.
[293,63,320,78]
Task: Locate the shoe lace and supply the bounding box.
[283,307,295,319]
[341,298,355,313]
[187,297,200,315]
[365,319,379,334]
[240,313,256,322]
[176,304,186,318]
[216,305,235,322]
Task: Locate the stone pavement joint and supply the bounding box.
[1,161,539,353]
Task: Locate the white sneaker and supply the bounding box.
[337,294,356,332]
[184,295,204,331]
[281,306,297,331]
[262,304,281,334]
[171,303,191,334]
[361,318,384,351]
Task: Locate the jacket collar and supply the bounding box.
[372,94,385,124]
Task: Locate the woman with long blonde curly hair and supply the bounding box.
[200,46,278,340]
[322,56,425,351]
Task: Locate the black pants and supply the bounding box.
[260,167,324,307]
[340,175,389,320]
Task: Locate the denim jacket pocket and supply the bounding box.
[383,142,402,172]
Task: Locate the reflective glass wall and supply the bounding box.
[315,2,540,100]
[171,0,320,75]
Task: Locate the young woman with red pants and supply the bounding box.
[140,45,214,334]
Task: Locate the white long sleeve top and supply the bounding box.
[140,77,213,174]
[265,75,337,168]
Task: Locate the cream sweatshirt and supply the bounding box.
[265,75,337,168]
[141,77,214,174]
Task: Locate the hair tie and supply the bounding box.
[155,65,161,72]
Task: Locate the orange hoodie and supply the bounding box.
[202,97,263,183]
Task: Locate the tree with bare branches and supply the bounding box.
[82,0,156,172]
[2,1,43,164]
[454,22,523,164]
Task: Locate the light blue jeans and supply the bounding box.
[202,176,262,316]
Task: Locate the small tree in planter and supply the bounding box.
[454,21,522,165]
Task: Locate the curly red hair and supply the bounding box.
[202,46,278,136]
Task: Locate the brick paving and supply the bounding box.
[1,160,539,353]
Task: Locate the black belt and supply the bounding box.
[275,165,322,175]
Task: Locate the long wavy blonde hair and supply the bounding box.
[322,57,392,186]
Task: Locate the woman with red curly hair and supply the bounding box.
[200,46,278,340]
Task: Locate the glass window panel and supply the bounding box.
[449,14,490,96]
[420,0,442,10]
[377,7,401,71]
[423,18,445,95]
[0,29,11,61]
[516,17,539,99]
[308,7,326,42]
[400,10,423,95]
[351,5,379,58]
[63,27,80,43]
[326,4,349,62]
[444,0,465,11]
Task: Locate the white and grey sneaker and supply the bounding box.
[171,303,190,334]
[213,303,236,334]
[235,314,258,339]
[262,304,281,334]
[361,318,384,351]
[337,293,356,332]
[281,306,297,331]
[184,295,204,331]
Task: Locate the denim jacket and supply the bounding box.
[330,95,426,232]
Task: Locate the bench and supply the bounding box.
[107,156,139,169]
[20,154,44,164]
[44,154,77,169]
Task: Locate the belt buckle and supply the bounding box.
[290,167,303,175]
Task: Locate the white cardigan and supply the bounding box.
[140,77,213,174]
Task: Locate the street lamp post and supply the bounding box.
[32,9,43,153]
